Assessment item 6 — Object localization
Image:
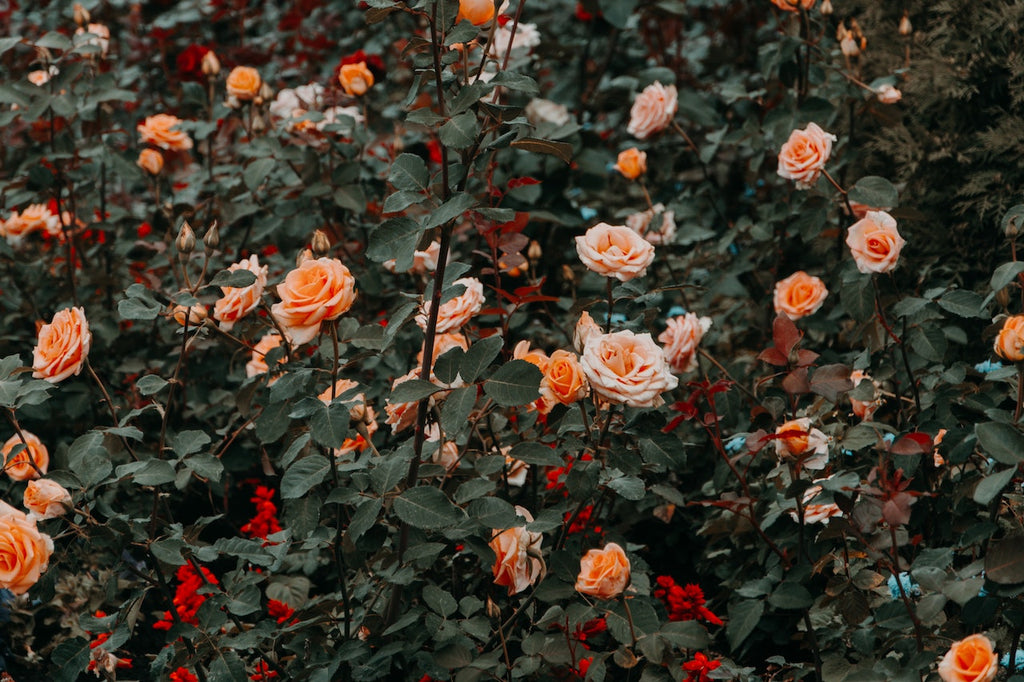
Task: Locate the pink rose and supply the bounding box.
[581,330,679,408]
[659,313,712,374]
[575,223,655,281]
[627,82,678,139]
[416,277,485,333]
[777,122,836,189]
[213,255,268,331]
[490,506,544,595]
[845,210,905,274]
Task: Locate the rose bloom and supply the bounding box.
[504,453,529,487]
[573,311,602,353]
[27,66,57,86]
[524,99,571,127]
[774,417,829,470]
[938,634,998,682]
[74,23,110,57]
[849,369,882,420]
[272,257,357,345]
[383,241,441,275]
[513,340,550,372]
[575,223,655,282]
[33,307,91,383]
[995,315,1024,362]
[339,62,374,96]
[490,506,543,595]
[846,210,905,274]
[773,271,828,320]
[246,333,285,380]
[172,304,207,327]
[226,66,261,101]
[1,432,48,481]
[384,369,422,434]
[488,22,541,61]
[321,381,377,457]
[626,204,676,245]
[627,81,678,140]
[770,0,815,10]
[23,479,71,521]
[270,83,324,121]
[576,542,630,600]
[614,148,647,180]
[540,350,589,410]
[137,148,164,175]
[418,332,470,369]
[458,0,496,25]
[214,255,268,331]
[659,313,712,374]
[777,122,836,189]
[416,277,485,333]
[137,113,193,151]
[3,204,60,244]
[0,503,53,595]
[581,330,679,408]
[876,84,902,104]
[789,484,843,525]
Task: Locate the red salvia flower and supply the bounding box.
[653,577,723,625]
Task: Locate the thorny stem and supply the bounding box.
[86,359,138,461]
[622,596,638,647]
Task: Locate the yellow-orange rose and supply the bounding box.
[1,432,48,481]
[214,255,268,331]
[137,113,193,151]
[339,62,374,96]
[771,0,815,11]
[995,315,1024,362]
[614,148,647,180]
[627,81,678,140]
[581,330,678,408]
[0,505,53,595]
[773,271,828,320]
[23,479,71,521]
[272,257,357,345]
[659,313,712,374]
[137,148,164,175]
[226,66,261,101]
[575,542,630,600]
[416,277,484,333]
[575,223,655,282]
[490,506,543,595]
[458,0,496,25]
[246,333,285,380]
[32,307,91,383]
[540,350,588,409]
[777,122,835,189]
[846,210,905,274]
[938,634,998,682]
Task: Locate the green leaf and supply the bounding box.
[424,192,477,230]
[991,261,1024,292]
[150,538,187,566]
[973,467,1016,506]
[389,153,430,192]
[489,71,539,96]
[484,360,542,407]
[0,37,22,56]
[333,184,366,212]
[660,620,710,649]
[423,585,458,618]
[598,0,638,28]
[347,498,382,542]
[392,486,464,529]
[440,112,479,150]
[184,454,223,482]
[907,325,946,362]
[433,348,464,386]
[136,374,168,396]
[937,289,987,318]
[390,378,445,403]
[467,497,520,529]
[367,217,423,271]
[66,431,112,488]
[509,441,563,466]
[119,459,176,486]
[208,269,257,289]
[170,430,211,457]
[118,284,162,321]
[370,449,410,494]
[460,335,503,383]
[976,421,1024,465]
[847,176,898,208]
[244,157,275,191]
[726,599,764,649]
[50,637,92,682]
[281,455,331,499]
[208,649,247,682]
[607,599,659,643]
[510,137,573,164]
[311,402,350,449]
[607,475,645,501]
[985,536,1024,584]
[768,582,813,610]
[256,401,291,444]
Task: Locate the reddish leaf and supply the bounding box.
[890,432,933,455]
[773,315,802,357]
[794,349,820,367]
[809,364,854,403]
[758,347,788,366]
[782,367,810,395]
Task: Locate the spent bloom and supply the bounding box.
[489,506,544,595]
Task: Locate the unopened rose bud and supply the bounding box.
[251,112,266,133]
[311,229,331,257]
[176,220,196,254]
[296,248,313,266]
[996,287,1012,309]
[898,12,912,36]
[357,626,370,641]
[527,239,542,262]
[836,23,849,42]
[1006,216,1021,238]
[172,303,207,326]
[349,403,367,423]
[561,264,575,285]
[841,33,860,57]
[820,0,833,15]
[202,50,220,77]
[258,81,274,104]
[203,221,220,251]
[73,3,90,26]
[485,598,501,619]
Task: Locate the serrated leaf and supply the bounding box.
[423,584,458,618]
[441,385,477,435]
[208,269,257,289]
[907,325,946,362]
[659,620,710,649]
[483,360,542,407]
[607,476,645,501]
[390,378,444,403]
[768,582,813,610]
[847,176,898,208]
[170,430,211,457]
[389,153,430,192]
[136,374,168,396]
[393,486,463,529]
[310,402,350,449]
[281,455,331,499]
[937,289,986,318]
[460,335,503,383]
[809,364,854,403]
[985,536,1024,584]
[467,497,520,529]
[976,421,1024,465]
[490,71,539,95]
[424,192,477,229]
[991,262,1024,292]
[726,599,764,649]
[598,0,638,27]
[439,112,479,150]
[509,441,563,466]
[367,217,423,271]
[244,157,275,191]
[347,498,382,542]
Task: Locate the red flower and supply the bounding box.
[268,599,296,624]
[176,44,211,82]
[170,668,200,682]
[250,661,279,681]
[653,577,723,626]
[153,563,219,630]
[683,652,721,682]
[241,486,283,542]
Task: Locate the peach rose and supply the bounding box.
[246,333,285,380]
[339,62,374,97]
[416,277,484,333]
[383,241,442,274]
[458,0,496,25]
[32,307,91,383]
[418,332,470,369]
[773,271,828,320]
[172,304,207,327]
[846,210,905,274]
[490,506,543,595]
[777,122,835,189]
[321,380,377,457]
[513,340,550,372]
[938,634,998,682]
[504,452,529,487]
[770,0,815,11]
[575,223,655,281]
[1,432,48,481]
[849,370,882,421]
[614,148,647,180]
[876,84,902,104]
[3,204,60,243]
[74,23,110,57]
[775,417,829,470]
[575,542,630,600]
[581,330,679,408]
[626,204,676,245]
[137,114,193,151]
[627,81,678,140]
[995,315,1024,362]
[0,505,53,595]
[540,350,588,410]
[214,255,269,331]
[384,369,422,434]
[226,66,261,101]
[272,257,357,345]
[23,479,71,521]
[137,148,164,175]
[659,313,712,374]
[573,311,602,353]
[789,484,843,525]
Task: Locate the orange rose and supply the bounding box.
[659,313,712,374]
[775,417,829,470]
[272,257,357,345]
[417,332,470,368]
[575,542,630,600]
[384,369,422,434]
[581,330,678,408]
[575,223,655,281]
[416,277,484,334]
[776,122,835,189]
[938,634,998,682]
[137,148,164,175]
[339,62,374,96]
[490,506,543,595]
[0,505,53,594]
[627,81,678,140]
[849,370,882,420]
[995,315,1024,362]
[614,148,647,180]
[458,0,496,25]
[214,255,268,331]
[789,484,843,525]
[23,479,71,521]
[137,113,193,151]
[770,0,815,11]
[513,340,550,372]
[3,204,60,243]
[773,271,828,320]
[846,210,905,274]
[226,66,261,101]
[320,380,377,457]
[246,333,285,380]
[32,307,91,383]
[540,350,588,410]
[1,432,48,481]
